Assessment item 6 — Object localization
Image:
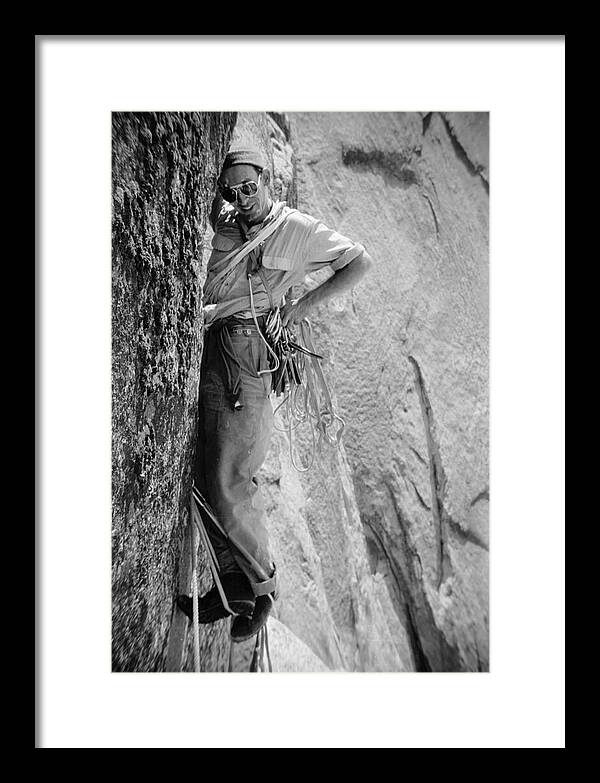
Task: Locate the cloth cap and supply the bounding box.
[222,146,267,173]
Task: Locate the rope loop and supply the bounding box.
[243,248,344,473]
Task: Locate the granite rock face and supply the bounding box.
[111,112,236,671]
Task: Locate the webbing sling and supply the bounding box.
[189,484,276,673]
[204,204,293,305]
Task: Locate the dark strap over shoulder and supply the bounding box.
[205,205,291,304]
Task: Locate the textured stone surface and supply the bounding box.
[228,616,331,673]
[111,111,236,671]
[263,616,331,673]
[288,111,489,671]
[229,111,489,671]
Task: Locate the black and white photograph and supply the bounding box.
[112,110,489,674]
[38,36,564,748]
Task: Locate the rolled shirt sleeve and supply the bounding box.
[303,217,366,274]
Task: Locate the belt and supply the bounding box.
[229,325,260,335]
[216,315,266,335]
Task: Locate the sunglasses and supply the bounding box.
[218,179,260,203]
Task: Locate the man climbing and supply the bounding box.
[177,145,372,643]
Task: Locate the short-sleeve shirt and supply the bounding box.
[204,200,365,322]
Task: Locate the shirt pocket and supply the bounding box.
[211,233,238,252]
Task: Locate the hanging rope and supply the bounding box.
[268,317,345,472]
[190,495,201,673]
[248,277,281,375]
[187,486,236,673]
[249,624,272,672]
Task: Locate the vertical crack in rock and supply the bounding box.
[382,481,462,671]
[362,479,463,671]
[422,112,433,135]
[362,518,426,671]
[408,355,453,589]
[409,478,431,511]
[404,602,431,673]
[340,485,370,669]
[267,112,291,142]
[421,190,440,237]
[439,113,489,194]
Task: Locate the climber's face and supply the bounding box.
[219,164,271,225]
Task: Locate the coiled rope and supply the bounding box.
[246,261,345,472]
[270,315,345,472]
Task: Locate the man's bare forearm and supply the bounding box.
[281,250,372,326]
[303,252,372,310]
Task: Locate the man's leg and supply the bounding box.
[193,396,244,579]
[183,327,276,623]
[200,373,275,587]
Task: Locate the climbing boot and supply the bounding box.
[177,573,255,624]
[230,593,274,643]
